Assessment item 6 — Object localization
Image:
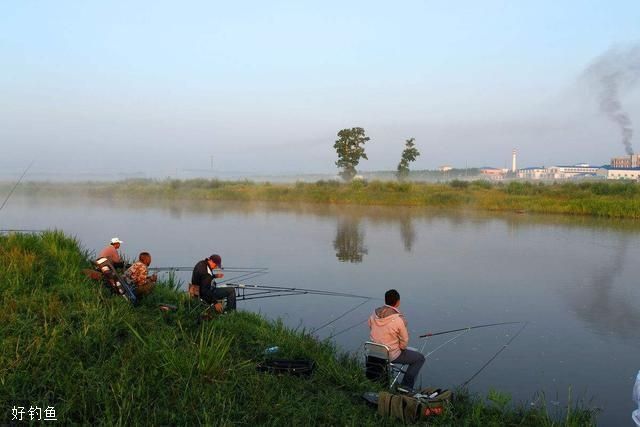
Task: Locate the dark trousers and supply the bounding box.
[393,348,425,389]
[201,286,236,310]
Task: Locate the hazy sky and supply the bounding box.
[1,1,640,177]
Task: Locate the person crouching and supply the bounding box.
[124,252,157,298]
[191,254,236,313]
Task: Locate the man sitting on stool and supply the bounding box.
[368,289,425,390]
[191,254,236,313]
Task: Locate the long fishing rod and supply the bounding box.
[419,321,523,338]
[0,161,34,214]
[459,321,528,387]
[150,266,269,272]
[217,269,268,285]
[420,328,471,357]
[226,282,372,300]
[236,291,308,301]
[327,319,368,339]
[310,298,372,334]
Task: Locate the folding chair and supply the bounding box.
[189,283,226,320]
[364,341,406,389]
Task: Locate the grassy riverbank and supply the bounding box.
[1,232,597,425]
[18,178,640,219]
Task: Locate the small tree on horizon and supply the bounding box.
[334,127,370,181]
[396,137,420,181]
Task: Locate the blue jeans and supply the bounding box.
[393,348,425,388]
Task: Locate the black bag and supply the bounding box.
[365,355,389,383]
[256,359,315,377]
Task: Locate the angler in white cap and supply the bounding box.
[98,237,125,269]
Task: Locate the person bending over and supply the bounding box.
[98,237,125,269]
[368,289,425,390]
[191,254,236,313]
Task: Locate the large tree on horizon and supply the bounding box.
[396,137,420,181]
[333,127,370,181]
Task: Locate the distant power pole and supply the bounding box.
[210,155,213,169]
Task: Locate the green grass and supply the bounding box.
[15,178,640,219]
[1,232,597,425]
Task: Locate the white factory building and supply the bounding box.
[547,164,601,179]
[517,164,601,180]
[597,166,640,180]
[517,164,640,181]
[517,167,548,180]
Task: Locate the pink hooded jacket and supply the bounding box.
[368,305,409,361]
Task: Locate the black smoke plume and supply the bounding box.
[583,44,640,155]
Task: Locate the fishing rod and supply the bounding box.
[150,266,269,272]
[225,282,372,300]
[459,321,528,387]
[420,328,470,356]
[0,161,34,214]
[309,298,372,334]
[327,319,368,339]
[235,291,309,301]
[217,269,269,285]
[419,321,523,338]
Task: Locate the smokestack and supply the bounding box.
[512,149,517,173]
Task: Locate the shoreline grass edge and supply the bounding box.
[14,179,640,220]
[0,231,598,425]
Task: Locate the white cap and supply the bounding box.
[110,237,123,245]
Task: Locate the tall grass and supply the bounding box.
[1,232,597,425]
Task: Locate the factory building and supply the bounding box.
[611,154,640,168]
[597,166,640,180]
[517,167,547,180]
[547,164,600,179]
[517,164,601,180]
[480,167,507,180]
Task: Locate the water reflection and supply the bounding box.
[333,218,368,263]
[566,236,640,339]
[6,192,640,426]
[399,216,416,252]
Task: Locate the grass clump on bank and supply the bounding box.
[1,232,597,425]
[19,178,640,219]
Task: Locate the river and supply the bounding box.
[3,194,639,426]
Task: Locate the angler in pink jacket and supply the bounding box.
[368,289,425,389]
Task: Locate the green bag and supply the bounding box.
[377,387,452,422]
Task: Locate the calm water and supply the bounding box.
[3,194,640,426]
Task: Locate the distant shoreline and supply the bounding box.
[13,178,640,219]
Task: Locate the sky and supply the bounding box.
[1,0,640,178]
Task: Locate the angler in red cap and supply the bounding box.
[191,254,236,313]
